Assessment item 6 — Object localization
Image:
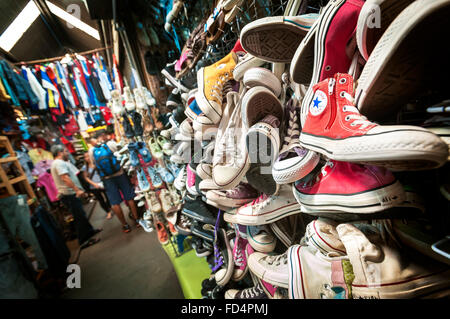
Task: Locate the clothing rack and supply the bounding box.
[13,46,113,66]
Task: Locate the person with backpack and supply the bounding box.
[89,131,140,233]
[81,152,113,220]
[50,144,101,248]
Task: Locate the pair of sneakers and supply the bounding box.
[248,218,450,299]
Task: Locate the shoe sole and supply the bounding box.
[245,125,279,195]
[204,198,232,211]
[247,228,276,253]
[293,180,406,214]
[213,158,251,190]
[241,17,310,63]
[355,0,450,120]
[196,69,222,124]
[242,87,283,129]
[182,207,217,225]
[191,226,214,243]
[272,149,320,184]
[352,268,450,299]
[247,252,289,289]
[196,163,212,180]
[174,224,192,236]
[356,0,414,61]
[233,55,265,81]
[300,128,448,171]
[242,67,282,97]
[195,250,212,258]
[223,201,301,226]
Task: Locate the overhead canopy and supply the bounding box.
[0,0,102,62]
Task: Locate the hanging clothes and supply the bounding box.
[22,66,47,110]
[92,54,112,100]
[63,63,81,107]
[46,66,67,113]
[112,53,124,93]
[0,75,11,101]
[39,66,59,109]
[72,64,90,109]
[54,62,76,108]
[75,109,89,131]
[0,62,20,106]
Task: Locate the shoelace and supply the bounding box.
[282,100,300,147]
[211,73,232,101]
[242,284,264,299]
[233,238,245,267]
[252,194,274,212]
[212,209,224,272]
[331,79,374,130]
[266,252,288,267]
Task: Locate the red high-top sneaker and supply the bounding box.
[293,160,406,214]
[300,73,449,171]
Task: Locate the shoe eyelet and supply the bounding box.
[350,123,356,126]
[339,78,347,84]
[342,106,347,112]
[340,91,345,98]
[325,65,331,71]
[345,116,350,121]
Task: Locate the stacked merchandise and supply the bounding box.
[15,53,117,138]
[156,0,450,299]
[109,85,185,245]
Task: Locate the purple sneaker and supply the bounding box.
[206,182,259,208]
[272,98,320,184]
[232,233,249,281]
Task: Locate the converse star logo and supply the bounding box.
[309,90,328,116]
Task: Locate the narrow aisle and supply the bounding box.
[63,202,184,299]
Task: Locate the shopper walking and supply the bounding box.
[89,130,140,233]
[50,144,101,248]
[81,152,113,220]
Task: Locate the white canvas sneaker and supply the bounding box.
[223,184,301,225]
[337,221,450,299]
[111,89,125,115]
[248,251,289,288]
[145,191,162,214]
[123,86,136,112]
[212,91,250,190]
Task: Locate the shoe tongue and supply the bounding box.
[259,114,280,128]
